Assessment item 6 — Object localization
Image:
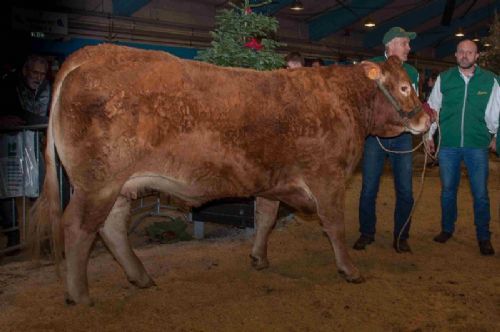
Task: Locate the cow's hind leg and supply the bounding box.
[250,197,279,270]
[98,196,155,288]
[64,192,98,305]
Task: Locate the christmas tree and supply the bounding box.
[479,12,499,73]
[196,0,285,70]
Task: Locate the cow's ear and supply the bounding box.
[361,61,382,81]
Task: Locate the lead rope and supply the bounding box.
[375,117,441,252]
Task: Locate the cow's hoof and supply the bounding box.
[64,293,94,306]
[337,270,365,284]
[249,254,269,270]
[129,277,157,289]
[65,297,76,306]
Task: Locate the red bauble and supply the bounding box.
[244,37,263,51]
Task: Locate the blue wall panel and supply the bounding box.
[363,0,468,48]
[31,37,199,59]
[112,0,151,16]
[411,3,498,52]
[252,0,295,16]
[309,0,390,41]
[435,27,490,58]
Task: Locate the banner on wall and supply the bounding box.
[12,7,68,36]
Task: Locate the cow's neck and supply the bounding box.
[349,75,380,137]
[323,65,390,137]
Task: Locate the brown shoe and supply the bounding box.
[433,231,452,243]
[479,240,495,256]
[353,235,374,250]
[393,239,412,253]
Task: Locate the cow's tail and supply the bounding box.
[28,49,92,267]
[29,45,122,267]
[29,112,63,266]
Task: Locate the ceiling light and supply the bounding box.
[364,17,376,28]
[472,35,480,42]
[290,0,304,11]
[455,27,465,37]
[483,42,491,47]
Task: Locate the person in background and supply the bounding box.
[423,72,438,101]
[0,54,51,252]
[426,40,498,256]
[354,27,420,253]
[285,52,303,69]
[311,58,324,67]
[0,54,50,128]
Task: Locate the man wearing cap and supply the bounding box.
[354,27,419,253]
[426,40,498,256]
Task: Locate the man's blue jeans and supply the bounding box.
[438,147,491,241]
[359,134,414,240]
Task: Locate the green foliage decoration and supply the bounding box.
[196,0,285,70]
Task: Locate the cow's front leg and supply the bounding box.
[250,197,279,270]
[310,181,364,283]
[63,195,97,305]
[99,196,155,288]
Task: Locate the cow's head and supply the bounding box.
[362,56,430,137]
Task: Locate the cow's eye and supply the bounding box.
[400,84,409,93]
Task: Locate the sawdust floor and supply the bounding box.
[0,159,498,331]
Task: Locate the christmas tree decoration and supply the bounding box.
[196,0,285,70]
[244,37,263,51]
[479,12,499,73]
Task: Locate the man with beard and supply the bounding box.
[426,39,499,256]
[0,55,51,253]
[0,55,50,127]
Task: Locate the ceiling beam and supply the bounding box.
[309,0,390,41]
[252,0,295,16]
[411,3,498,53]
[363,0,468,49]
[435,27,489,58]
[112,0,150,16]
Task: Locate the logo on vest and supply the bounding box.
[477,91,487,95]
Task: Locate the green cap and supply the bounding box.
[382,27,416,45]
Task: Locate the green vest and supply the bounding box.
[497,112,499,157]
[370,56,419,92]
[438,66,496,148]
[496,77,499,157]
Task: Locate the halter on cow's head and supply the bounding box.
[361,56,430,137]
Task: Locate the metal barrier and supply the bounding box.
[0,124,49,254]
[129,193,180,234]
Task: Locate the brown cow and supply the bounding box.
[31,44,430,305]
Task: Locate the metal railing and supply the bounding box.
[0,124,48,254]
[129,193,180,234]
